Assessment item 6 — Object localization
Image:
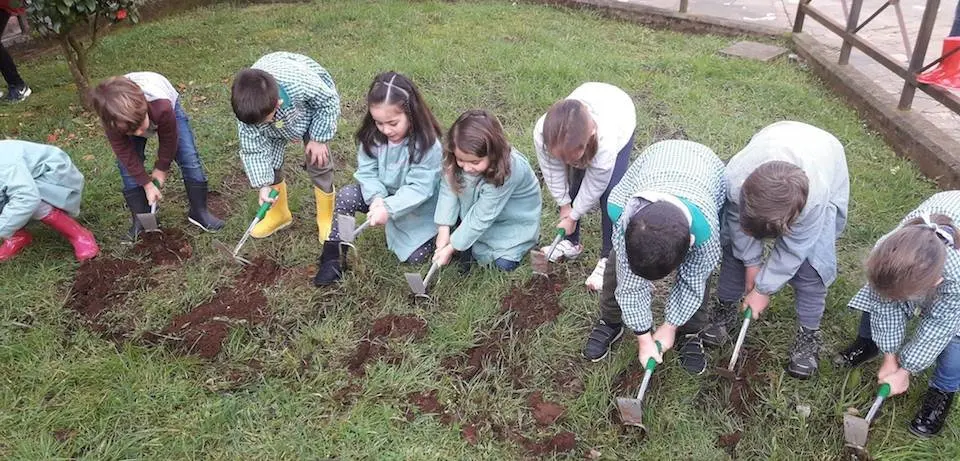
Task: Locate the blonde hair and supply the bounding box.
[91,76,148,133]
[866,214,958,300]
[740,161,808,239]
[542,99,598,168]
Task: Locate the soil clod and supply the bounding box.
[528,391,566,426]
[134,228,192,265]
[346,314,428,375]
[717,430,743,458]
[66,258,145,333]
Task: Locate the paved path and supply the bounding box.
[626,0,960,143]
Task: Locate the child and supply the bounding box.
[432,110,542,272]
[0,140,98,261]
[534,82,636,291]
[91,72,224,240]
[231,52,341,241]
[581,139,725,376]
[835,191,960,438]
[0,0,31,102]
[700,121,849,380]
[313,72,442,286]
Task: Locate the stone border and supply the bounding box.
[530,0,789,39]
[793,33,960,189]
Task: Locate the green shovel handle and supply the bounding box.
[878,383,891,399]
[256,189,280,220]
[742,306,753,319]
[151,179,162,188]
[555,227,566,238]
[644,340,664,372]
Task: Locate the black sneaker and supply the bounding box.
[786,326,822,379]
[832,336,879,368]
[313,241,345,286]
[5,84,31,102]
[700,299,739,348]
[678,334,707,375]
[581,320,623,362]
[909,387,955,438]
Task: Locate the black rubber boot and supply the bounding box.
[833,336,880,368]
[184,181,224,232]
[122,187,150,243]
[909,387,955,438]
[314,241,346,286]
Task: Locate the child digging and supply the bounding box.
[314,72,442,286]
[432,110,542,272]
[581,140,725,376]
[91,73,224,240]
[534,82,636,291]
[701,121,849,379]
[0,140,99,262]
[231,52,341,242]
[835,191,960,438]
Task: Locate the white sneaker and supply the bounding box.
[585,258,607,291]
[540,239,583,263]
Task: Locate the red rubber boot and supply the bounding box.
[918,37,960,89]
[0,229,33,262]
[40,208,100,261]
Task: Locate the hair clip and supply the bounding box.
[380,74,409,101]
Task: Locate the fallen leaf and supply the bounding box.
[47,133,58,143]
[82,155,95,161]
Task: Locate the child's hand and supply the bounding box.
[258,186,277,205]
[556,217,577,237]
[368,204,389,226]
[150,169,168,187]
[743,289,770,320]
[652,323,678,353]
[433,244,456,266]
[744,265,760,294]
[144,181,163,205]
[636,332,663,366]
[305,141,329,167]
[879,368,911,396]
[371,197,385,211]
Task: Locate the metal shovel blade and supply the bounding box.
[136,204,160,233]
[338,215,357,243]
[843,414,870,456]
[615,397,646,431]
[212,239,250,265]
[405,272,427,296]
[530,249,549,275]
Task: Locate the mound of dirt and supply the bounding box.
[528,391,565,426]
[501,275,564,332]
[346,314,428,376]
[406,390,456,425]
[134,228,192,265]
[728,348,766,417]
[461,424,479,445]
[236,256,283,287]
[66,258,144,330]
[515,431,577,456]
[717,430,743,458]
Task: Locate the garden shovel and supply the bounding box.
[336,214,370,244]
[843,383,891,458]
[616,341,663,434]
[405,261,440,298]
[531,228,566,276]
[715,306,753,380]
[212,188,279,265]
[135,179,163,233]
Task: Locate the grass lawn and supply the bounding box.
[0,0,956,459]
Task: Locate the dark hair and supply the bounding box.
[542,99,598,168]
[867,214,959,301]
[740,161,809,239]
[444,110,513,194]
[91,76,148,134]
[624,201,690,280]
[355,71,442,164]
[231,68,279,125]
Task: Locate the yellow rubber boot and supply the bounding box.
[315,186,335,242]
[251,180,293,239]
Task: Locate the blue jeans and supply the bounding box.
[118,101,208,191]
[567,133,634,259]
[460,249,520,272]
[952,1,960,37]
[858,312,960,392]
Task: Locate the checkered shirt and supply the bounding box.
[610,140,726,332]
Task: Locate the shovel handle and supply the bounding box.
[423,261,440,286]
[742,305,752,319]
[877,383,891,399]
[644,340,664,371]
[256,189,281,220]
[555,227,566,238]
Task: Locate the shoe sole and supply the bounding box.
[250,220,293,239]
[831,351,880,369]
[583,327,624,363]
[907,425,937,439]
[786,364,817,380]
[188,217,223,233]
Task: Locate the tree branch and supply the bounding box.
[90,13,101,49]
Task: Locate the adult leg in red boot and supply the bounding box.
[39,207,99,261]
[0,229,32,262]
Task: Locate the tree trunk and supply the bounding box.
[57,35,91,110]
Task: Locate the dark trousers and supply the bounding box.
[598,250,710,335]
[0,11,25,88]
[567,134,633,259]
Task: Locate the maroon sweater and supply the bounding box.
[105,99,178,186]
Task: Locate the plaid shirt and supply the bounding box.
[848,191,960,374]
[610,140,726,332]
[237,52,340,188]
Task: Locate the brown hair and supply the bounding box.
[356,71,442,164]
[443,110,512,194]
[866,214,959,300]
[542,99,598,168]
[90,76,148,134]
[231,68,279,125]
[740,161,809,239]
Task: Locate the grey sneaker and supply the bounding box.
[700,299,739,348]
[5,84,31,102]
[787,326,822,379]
